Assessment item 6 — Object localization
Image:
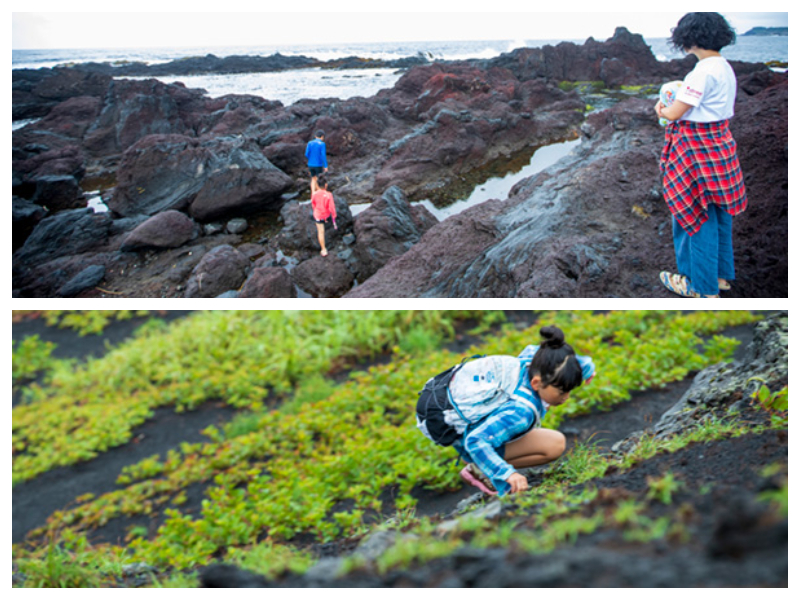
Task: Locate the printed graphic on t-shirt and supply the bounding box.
[684,85,703,101]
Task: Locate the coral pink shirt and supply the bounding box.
[311,189,336,222]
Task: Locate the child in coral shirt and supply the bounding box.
[311,174,337,257]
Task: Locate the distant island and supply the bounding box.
[743,27,788,36]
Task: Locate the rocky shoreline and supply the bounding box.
[12,28,788,298]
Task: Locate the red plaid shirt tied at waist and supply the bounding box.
[660,120,747,236]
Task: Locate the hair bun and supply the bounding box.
[540,325,565,349]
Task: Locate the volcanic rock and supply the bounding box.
[31,174,85,212]
[120,210,198,251]
[238,266,297,298]
[183,244,250,298]
[11,68,111,120]
[13,208,113,266]
[57,264,107,297]
[292,255,355,298]
[351,186,438,281]
[12,197,48,251]
[275,195,354,253]
[348,71,788,298]
[109,134,293,219]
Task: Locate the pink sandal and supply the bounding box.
[460,465,497,496]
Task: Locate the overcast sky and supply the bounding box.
[12,3,790,50]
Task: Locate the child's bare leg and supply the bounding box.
[310,176,318,197]
[316,222,327,256]
[504,428,566,469]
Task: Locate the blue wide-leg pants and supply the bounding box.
[672,204,735,296]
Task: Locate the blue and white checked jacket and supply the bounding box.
[452,345,595,496]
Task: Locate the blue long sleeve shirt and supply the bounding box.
[453,346,595,496]
[305,138,327,168]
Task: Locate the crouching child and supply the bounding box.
[416,325,595,496]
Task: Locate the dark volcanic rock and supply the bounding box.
[120,210,198,251]
[484,27,664,86]
[57,264,106,297]
[351,186,438,281]
[238,266,297,298]
[11,31,785,298]
[484,27,770,87]
[83,78,208,158]
[183,244,250,298]
[31,174,85,212]
[292,255,355,298]
[12,145,87,190]
[13,208,112,266]
[345,199,505,298]
[109,134,293,219]
[372,63,585,201]
[12,197,49,251]
[275,195,354,253]
[12,68,111,120]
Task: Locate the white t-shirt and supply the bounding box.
[676,56,737,122]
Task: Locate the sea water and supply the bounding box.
[12,36,787,108]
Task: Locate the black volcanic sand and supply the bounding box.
[12,314,785,588]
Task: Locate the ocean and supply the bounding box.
[12,36,788,109]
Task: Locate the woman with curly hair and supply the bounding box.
[656,12,747,298]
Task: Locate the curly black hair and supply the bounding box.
[670,12,737,52]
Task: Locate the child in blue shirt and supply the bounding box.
[305,129,328,198]
[418,326,594,497]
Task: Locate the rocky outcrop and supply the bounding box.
[237,266,296,298]
[108,134,293,219]
[183,245,250,298]
[484,26,770,87]
[120,210,199,251]
[12,68,111,120]
[275,195,355,253]
[292,255,356,298]
[31,174,85,212]
[56,52,428,79]
[613,311,788,452]
[12,197,48,251]
[12,208,112,265]
[350,186,437,281]
[57,265,106,297]
[348,72,788,298]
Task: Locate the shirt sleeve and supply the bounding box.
[462,402,536,496]
[321,143,328,168]
[578,354,595,384]
[676,65,709,108]
[328,192,336,220]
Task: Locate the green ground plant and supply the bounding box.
[752,383,788,428]
[12,310,479,484]
[645,472,682,504]
[12,335,58,385]
[13,310,766,584]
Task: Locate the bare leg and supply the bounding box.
[504,428,566,469]
[310,175,318,197]
[316,222,327,256]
